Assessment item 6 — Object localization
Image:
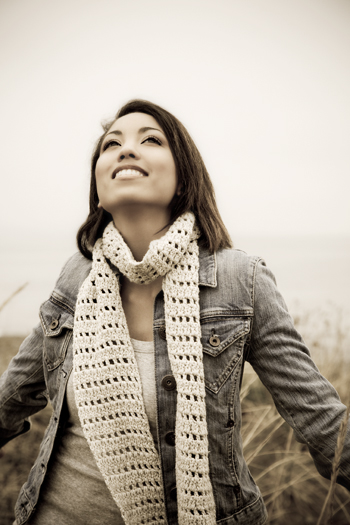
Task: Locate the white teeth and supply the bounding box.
[116,169,144,178]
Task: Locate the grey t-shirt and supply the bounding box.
[26,338,156,525]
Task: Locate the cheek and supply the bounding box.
[159,156,177,190]
[95,158,109,189]
[95,150,113,174]
[171,167,179,195]
[95,163,108,201]
[95,168,102,193]
[95,157,104,180]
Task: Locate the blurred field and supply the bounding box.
[0,307,349,524]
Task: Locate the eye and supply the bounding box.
[142,135,162,145]
[102,139,121,151]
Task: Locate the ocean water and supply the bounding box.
[1,235,349,338]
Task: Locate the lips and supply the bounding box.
[112,165,148,179]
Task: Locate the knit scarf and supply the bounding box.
[73,212,216,524]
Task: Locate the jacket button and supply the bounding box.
[50,319,59,330]
[227,419,235,428]
[158,326,166,340]
[170,487,177,501]
[209,334,220,347]
[165,431,176,446]
[161,375,176,391]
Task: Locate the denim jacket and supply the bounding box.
[1,247,349,525]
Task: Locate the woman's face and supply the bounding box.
[96,112,179,217]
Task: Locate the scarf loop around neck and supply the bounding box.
[73,212,216,524]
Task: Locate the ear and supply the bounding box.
[97,201,102,209]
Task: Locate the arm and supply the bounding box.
[0,322,48,448]
[247,259,350,490]
[0,252,90,449]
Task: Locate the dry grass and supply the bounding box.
[0,306,349,524]
[240,306,350,525]
[317,392,350,525]
[241,365,350,525]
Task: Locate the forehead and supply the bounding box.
[108,112,163,134]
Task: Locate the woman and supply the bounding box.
[0,100,349,525]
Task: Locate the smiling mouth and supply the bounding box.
[112,166,148,179]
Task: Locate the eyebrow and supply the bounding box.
[105,126,163,137]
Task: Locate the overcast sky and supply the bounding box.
[1,0,349,254]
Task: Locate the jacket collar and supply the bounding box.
[198,245,217,287]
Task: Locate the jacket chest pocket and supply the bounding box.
[40,299,74,371]
[201,316,251,394]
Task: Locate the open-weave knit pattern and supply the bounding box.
[73,241,166,524]
[73,212,216,524]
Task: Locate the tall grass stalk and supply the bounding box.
[241,352,350,524]
[265,427,293,516]
[0,283,28,313]
[317,391,350,525]
[245,417,285,465]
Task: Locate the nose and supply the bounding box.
[118,142,140,161]
[120,152,135,160]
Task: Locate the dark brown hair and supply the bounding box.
[77,99,232,259]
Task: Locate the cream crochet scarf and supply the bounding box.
[73,212,216,524]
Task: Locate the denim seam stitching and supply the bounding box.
[0,364,46,408]
[43,329,72,371]
[245,256,262,362]
[50,293,75,315]
[216,494,264,522]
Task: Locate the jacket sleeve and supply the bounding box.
[0,322,48,448]
[247,258,350,490]
[0,252,91,450]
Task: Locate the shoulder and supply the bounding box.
[51,252,92,311]
[199,247,267,311]
[215,247,264,278]
[215,248,278,298]
[199,245,266,287]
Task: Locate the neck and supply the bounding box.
[112,206,171,261]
